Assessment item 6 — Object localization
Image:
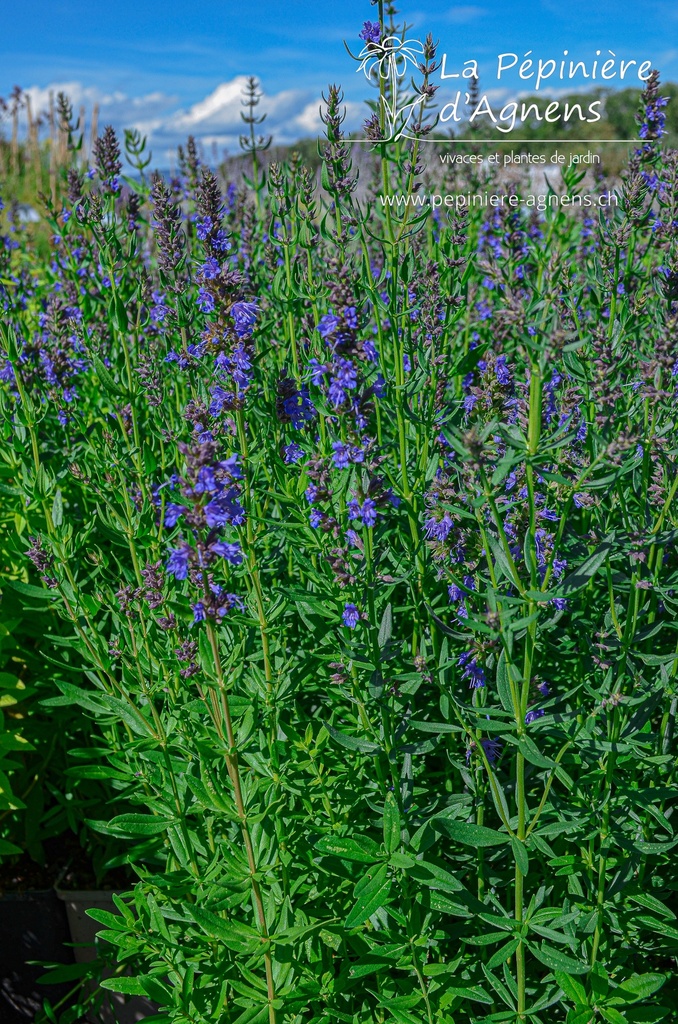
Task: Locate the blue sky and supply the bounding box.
[2,0,676,158]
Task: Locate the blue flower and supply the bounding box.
[328,358,358,407]
[167,544,190,580]
[361,498,377,528]
[199,257,220,280]
[359,20,381,43]
[316,314,341,339]
[231,301,258,337]
[198,288,215,313]
[209,385,235,416]
[309,508,322,528]
[525,708,545,725]
[495,355,511,387]
[458,650,485,689]
[332,441,351,469]
[283,384,316,428]
[192,601,206,623]
[343,603,360,628]
[196,216,212,240]
[204,488,245,527]
[424,512,453,542]
[283,442,304,464]
[309,359,329,385]
[481,737,501,764]
[210,541,243,565]
[163,503,185,528]
[347,498,361,521]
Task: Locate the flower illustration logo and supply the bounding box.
[356,35,426,141]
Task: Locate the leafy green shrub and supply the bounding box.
[0,18,677,1024]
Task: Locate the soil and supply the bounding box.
[0,832,132,895]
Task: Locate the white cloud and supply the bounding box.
[18,77,368,158]
[441,6,487,24]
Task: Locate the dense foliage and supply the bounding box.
[1,13,678,1024]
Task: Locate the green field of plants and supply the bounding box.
[1,10,678,1024]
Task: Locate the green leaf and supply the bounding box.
[378,603,392,648]
[627,892,675,921]
[0,838,22,855]
[92,353,124,396]
[510,837,529,876]
[326,724,380,755]
[527,942,589,974]
[87,813,173,836]
[383,792,400,854]
[114,295,129,332]
[435,819,509,848]
[315,834,382,863]
[635,915,678,941]
[552,537,615,598]
[189,906,261,953]
[496,650,515,714]
[555,970,589,1005]
[100,976,147,995]
[51,488,63,527]
[405,860,464,893]
[600,1009,627,1024]
[445,985,493,1005]
[5,578,58,601]
[615,973,666,1002]
[345,863,392,928]
[486,938,520,969]
[518,735,556,769]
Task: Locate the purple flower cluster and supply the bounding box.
[163,440,245,606]
[342,603,360,628]
[348,497,377,528]
[459,650,486,689]
[359,21,380,44]
[331,439,368,469]
[448,575,475,619]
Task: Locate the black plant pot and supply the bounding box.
[0,888,75,1023]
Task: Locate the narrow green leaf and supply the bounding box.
[51,488,63,527]
[527,942,589,975]
[345,863,392,928]
[496,650,515,714]
[189,906,261,953]
[378,603,392,648]
[445,985,493,1005]
[315,834,382,863]
[555,970,589,1005]
[617,973,666,1001]
[487,938,520,970]
[510,836,529,876]
[436,819,509,848]
[383,792,400,854]
[100,977,146,995]
[326,723,380,755]
[92,353,124,396]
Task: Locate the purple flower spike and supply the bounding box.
[231,301,258,337]
[359,21,381,44]
[166,545,190,580]
[525,708,545,725]
[210,541,244,565]
[343,603,360,629]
